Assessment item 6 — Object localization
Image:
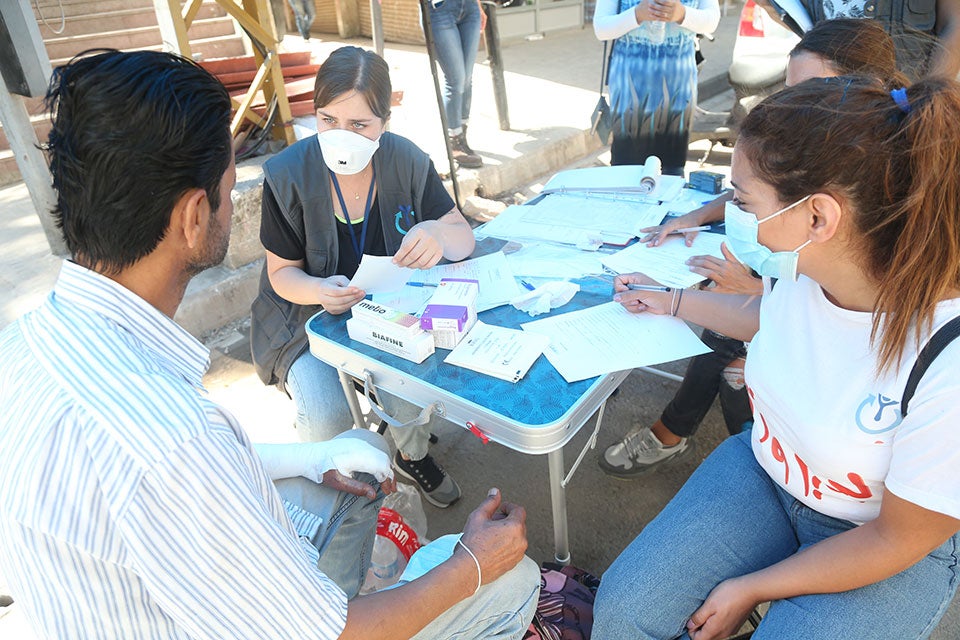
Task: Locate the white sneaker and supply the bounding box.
[599,426,694,479]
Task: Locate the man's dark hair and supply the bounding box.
[45,49,232,274]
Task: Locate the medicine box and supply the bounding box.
[419,278,479,349]
[689,170,725,194]
[346,317,435,364]
[352,300,422,337]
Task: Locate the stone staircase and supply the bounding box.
[1,0,246,185]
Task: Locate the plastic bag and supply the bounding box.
[361,483,429,594]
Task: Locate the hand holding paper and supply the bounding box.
[350,254,413,294]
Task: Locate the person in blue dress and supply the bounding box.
[593,0,720,174]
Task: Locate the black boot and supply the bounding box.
[449,132,482,168]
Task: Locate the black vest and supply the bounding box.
[250,132,433,388]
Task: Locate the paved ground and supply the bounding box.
[3,13,959,640]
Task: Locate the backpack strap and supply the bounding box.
[901,316,960,417]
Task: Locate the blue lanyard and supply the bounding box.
[330,167,376,263]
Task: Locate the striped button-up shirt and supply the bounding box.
[0,262,348,639]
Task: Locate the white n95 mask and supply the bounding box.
[723,196,812,281]
[317,129,380,175]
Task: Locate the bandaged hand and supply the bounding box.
[254,439,394,484]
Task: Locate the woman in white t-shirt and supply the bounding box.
[593,77,960,639]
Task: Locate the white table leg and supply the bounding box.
[337,369,369,430]
[548,448,571,565]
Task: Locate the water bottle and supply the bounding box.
[367,535,402,589]
[646,20,666,44]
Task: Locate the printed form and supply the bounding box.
[521,302,709,383]
[600,233,727,289]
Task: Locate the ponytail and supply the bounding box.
[872,79,960,371]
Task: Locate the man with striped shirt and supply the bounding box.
[0,50,538,639]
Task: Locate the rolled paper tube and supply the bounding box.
[639,155,661,194]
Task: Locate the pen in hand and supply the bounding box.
[626,284,672,292]
[667,225,711,235]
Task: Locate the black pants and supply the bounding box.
[660,330,751,438]
[610,130,688,176]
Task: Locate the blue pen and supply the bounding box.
[520,279,536,291]
[406,281,438,288]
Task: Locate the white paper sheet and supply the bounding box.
[504,243,605,278]
[600,232,727,289]
[416,252,523,312]
[349,255,413,294]
[521,302,710,383]
[444,321,550,383]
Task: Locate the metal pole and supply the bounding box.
[481,1,509,130]
[0,86,67,257]
[370,0,385,56]
[419,0,462,209]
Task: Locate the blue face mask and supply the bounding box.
[724,195,812,281]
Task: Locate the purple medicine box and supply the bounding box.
[419,279,479,347]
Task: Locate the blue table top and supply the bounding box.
[306,276,618,427]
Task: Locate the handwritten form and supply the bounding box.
[521,302,709,383]
[600,233,727,289]
[350,255,412,294]
[476,196,670,247]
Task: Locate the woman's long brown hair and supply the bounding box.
[739,77,960,373]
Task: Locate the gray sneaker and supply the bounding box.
[599,426,695,478]
[394,451,462,508]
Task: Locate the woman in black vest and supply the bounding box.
[251,46,475,508]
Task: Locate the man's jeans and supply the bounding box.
[277,432,541,639]
[274,429,388,598]
[593,431,960,639]
[429,0,482,133]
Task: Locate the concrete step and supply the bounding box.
[43,16,238,61]
[0,117,51,154]
[32,0,195,19]
[0,153,21,188]
[48,34,248,69]
[32,4,226,40]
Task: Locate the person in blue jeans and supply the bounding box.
[428,0,484,168]
[593,77,960,639]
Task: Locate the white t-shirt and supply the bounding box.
[746,276,960,524]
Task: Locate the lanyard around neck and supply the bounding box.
[330,167,376,263]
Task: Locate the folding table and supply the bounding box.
[306,277,631,564]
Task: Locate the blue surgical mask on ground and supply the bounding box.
[724,195,812,281]
[317,128,380,175]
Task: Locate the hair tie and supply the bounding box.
[890,88,911,114]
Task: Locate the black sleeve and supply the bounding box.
[419,160,456,222]
[259,182,306,261]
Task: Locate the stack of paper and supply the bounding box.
[444,321,550,383]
